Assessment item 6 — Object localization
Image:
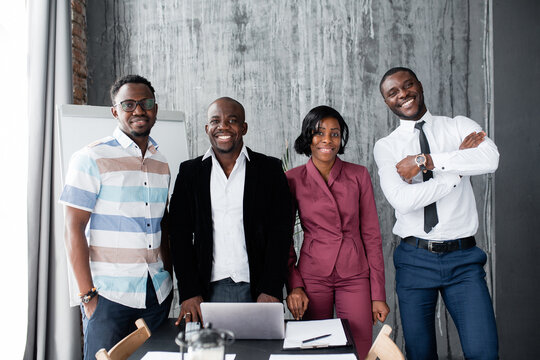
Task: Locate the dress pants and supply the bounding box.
[208,277,253,302]
[81,275,172,360]
[394,241,498,360]
[302,268,373,359]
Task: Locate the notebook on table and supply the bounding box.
[200,302,285,339]
[282,318,349,349]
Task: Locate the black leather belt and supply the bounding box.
[402,236,476,253]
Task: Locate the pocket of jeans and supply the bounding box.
[476,246,488,266]
[461,245,488,266]
[86,295,102,321]
[393,244,402,269]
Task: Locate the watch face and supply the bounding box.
[415,155,426,165]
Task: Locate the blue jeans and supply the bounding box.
[208,277,252,302]
[394,241,498,360]
[81,275,172,360]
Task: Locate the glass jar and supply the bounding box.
[176,326,234,360]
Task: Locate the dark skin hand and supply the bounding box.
[176,295,204,326]
[396,131,486,182]
[286,287,309,320]
[372,300,390,325]
[256,293,281,303]
[459,131,486,150]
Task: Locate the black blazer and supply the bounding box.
[169,147,294,303]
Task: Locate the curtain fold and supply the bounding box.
[25,0,81,359]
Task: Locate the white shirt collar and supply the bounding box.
[113,126,158,150]
[202,144,250,162]
[398,110,433,133]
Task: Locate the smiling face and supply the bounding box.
[205,99,247,156]
[380,70,427,121]
[111,82,157,139]
[310,117,341,165]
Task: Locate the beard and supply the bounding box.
[392,102,426,121]
[130,129,151,137]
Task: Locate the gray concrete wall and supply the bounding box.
[87,1,494,357]
[493,0,540,358]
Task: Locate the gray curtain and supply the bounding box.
[25,0,81,359]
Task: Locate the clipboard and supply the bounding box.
[282,318,353,350]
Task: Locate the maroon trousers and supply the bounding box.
[302,268,373,359]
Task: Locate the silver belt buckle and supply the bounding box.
[428,241,446,253]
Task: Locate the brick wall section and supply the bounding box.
[72,0,87,104]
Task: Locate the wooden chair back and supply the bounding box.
[365,324,405,360]
[95,318,152,360]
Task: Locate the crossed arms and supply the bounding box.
[374,118,499,214]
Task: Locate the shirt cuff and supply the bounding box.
[435,172,461,188]
[431,152,453,172]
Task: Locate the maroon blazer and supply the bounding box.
[286,157,386,301]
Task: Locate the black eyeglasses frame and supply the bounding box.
[113,98,156,112]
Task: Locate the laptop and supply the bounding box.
[200,302,285,339]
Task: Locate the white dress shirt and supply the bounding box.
[373,111,499,240]
[203,145,251,283]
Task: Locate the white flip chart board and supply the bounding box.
[56,104,189,192]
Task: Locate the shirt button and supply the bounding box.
[453,185,456,188]
[442,166,445,170]
[149,244,152,248]
[146,202,148,206]
[147,223,150,227]
[144,182,147,185]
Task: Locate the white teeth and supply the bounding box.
[218,135,231,140]
[319,148,332,153]
[402,98,414,108]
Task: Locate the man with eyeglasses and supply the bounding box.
[60,75,173,359]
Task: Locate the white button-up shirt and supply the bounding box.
[373,111,499,240]
[203,145,251,283]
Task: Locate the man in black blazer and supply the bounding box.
[169,97,294,325]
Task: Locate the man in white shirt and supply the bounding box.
[374,67,499,360]
[169,97,294,325]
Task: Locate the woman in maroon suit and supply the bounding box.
[286,106,389,358]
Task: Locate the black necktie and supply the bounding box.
[415,121,439,233]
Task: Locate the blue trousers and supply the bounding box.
[81,276,172,360]
[208,277,252,302]
[394,241,498,360]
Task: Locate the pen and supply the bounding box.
[302,333,332,344]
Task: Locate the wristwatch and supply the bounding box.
[415,154,427,173]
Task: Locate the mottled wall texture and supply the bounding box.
[87,1,494,357]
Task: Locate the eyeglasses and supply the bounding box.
[113,98,156,112]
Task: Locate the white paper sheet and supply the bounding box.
[283,318,348,349]
[269,354,357,360]
[140,352,236,360]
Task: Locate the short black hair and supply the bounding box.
[379,67,419,96]
[294,105,349,156]
[110,75,156,105]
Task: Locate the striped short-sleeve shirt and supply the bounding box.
[60,127,172,308]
